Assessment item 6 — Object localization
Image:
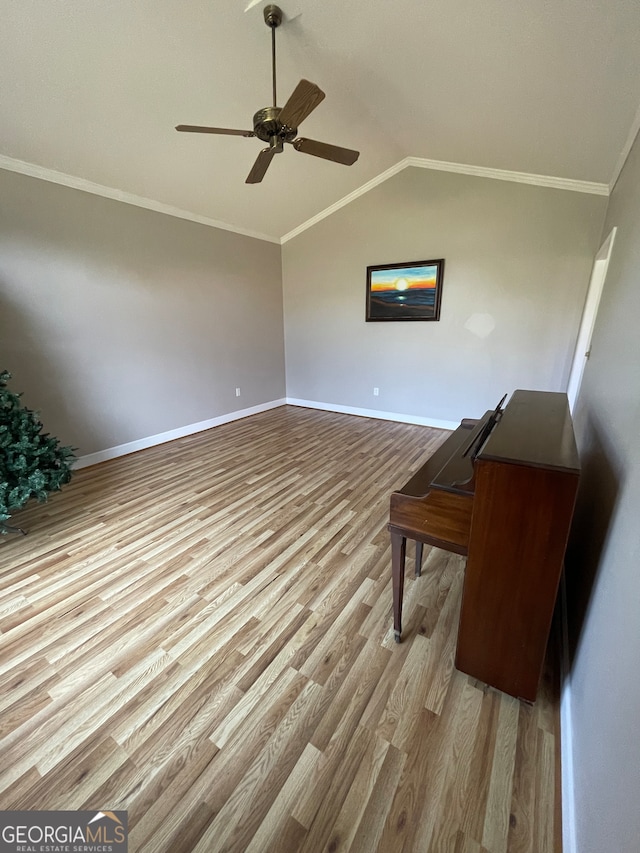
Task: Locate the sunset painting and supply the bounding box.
[366,259,444,321]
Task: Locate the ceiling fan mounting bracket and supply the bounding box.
[263,5,283,29]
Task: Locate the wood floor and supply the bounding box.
[0,405,561,852]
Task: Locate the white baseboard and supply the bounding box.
[74,398,287,468]
[285,397,459,431]
[560,572,577,853]
[74,396,454,469]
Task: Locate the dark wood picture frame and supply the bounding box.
[366,258,445,321]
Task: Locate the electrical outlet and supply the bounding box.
[373,387,379,396]
[235,388,241,397]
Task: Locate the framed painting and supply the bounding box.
[366,258,444,321]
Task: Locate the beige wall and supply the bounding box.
[1,165,608,459]
[0,169,285,456]
[282,167,607,424]
[567,132,640,852]
[2,145,639,850]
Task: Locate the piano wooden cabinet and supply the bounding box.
[388,389,580,702]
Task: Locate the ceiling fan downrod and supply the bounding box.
[263,4,283,108]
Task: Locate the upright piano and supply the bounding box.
[388,389,580,702]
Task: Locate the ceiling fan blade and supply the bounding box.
[175,125,254,137]
[292,137,360,166]
[246,146,278,184]
[278,80,326,129]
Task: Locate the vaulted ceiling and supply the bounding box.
[1,0,639,241]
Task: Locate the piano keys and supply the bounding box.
[388,389,580,702]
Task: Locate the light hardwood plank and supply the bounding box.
[0,405,562,852]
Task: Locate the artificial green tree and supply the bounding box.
[0,370,74,534]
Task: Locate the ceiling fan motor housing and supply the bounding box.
[252,106,297,144]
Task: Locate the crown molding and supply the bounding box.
[0,154,280,244]
[1,151,609,247]
[281,157,609,243]
[280,158,411,243]
[405,157,609,195]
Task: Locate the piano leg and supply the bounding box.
[391,531,406,643]
[415,541,423,577]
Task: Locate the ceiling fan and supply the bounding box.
[176,4,360,184]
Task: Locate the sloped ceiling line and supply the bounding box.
[280,156,609,243]
[0,152,609,247]
[0,153,280,244]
